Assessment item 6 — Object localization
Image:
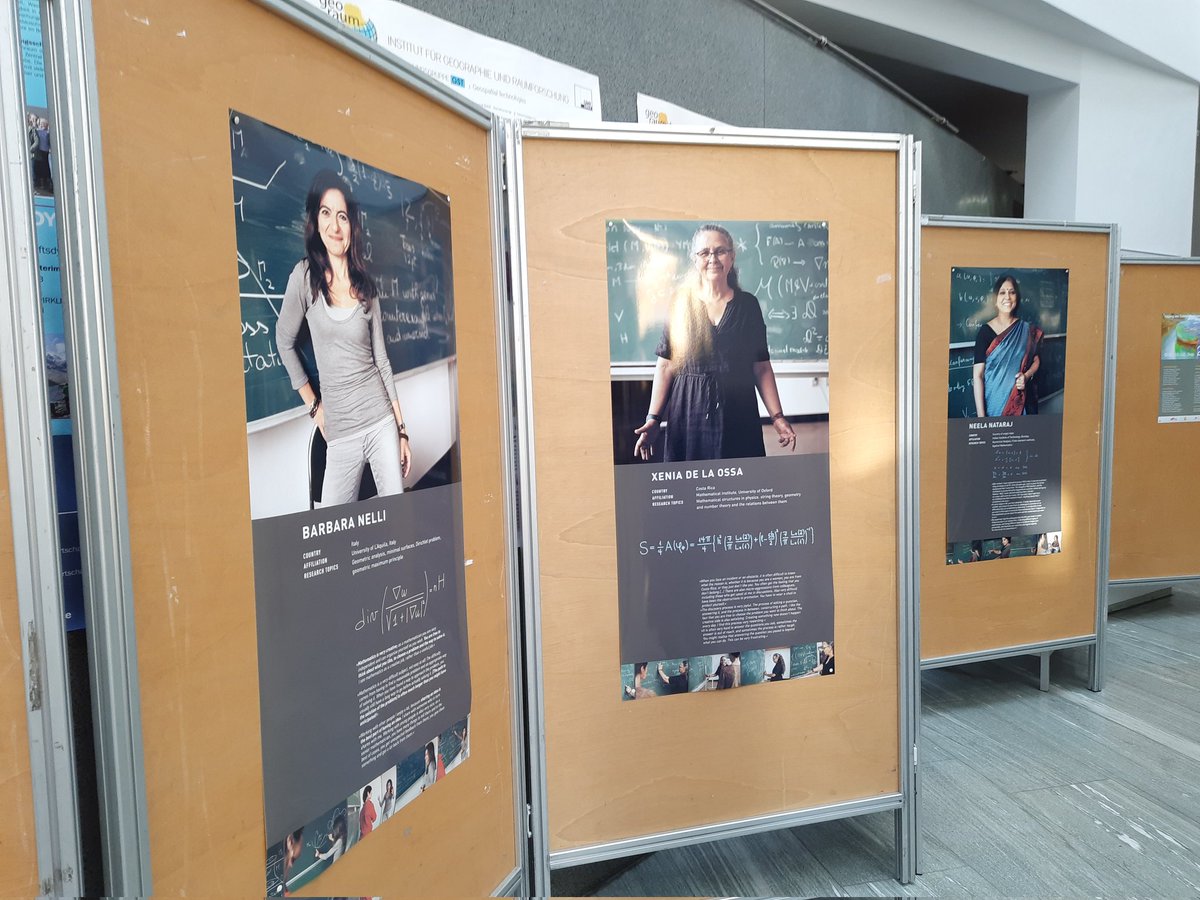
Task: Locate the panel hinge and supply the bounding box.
[526,802,534,838]
[27,621,41,711]
[912,743,919,768]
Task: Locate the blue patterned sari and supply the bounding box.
[983,319,1042,416]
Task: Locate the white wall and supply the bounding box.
[246,359,459,519]
[771,0,1200,254]
[1038,0,1200,81]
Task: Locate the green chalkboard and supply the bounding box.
[949,267,1068,345]
[791,643,819,676]
[606,219,829,363]
[232,110,455,423]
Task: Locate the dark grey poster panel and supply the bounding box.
[228,112,471,895]
[945,268,1068,565]
[608,220,836,700]
[1158,314,1200,423]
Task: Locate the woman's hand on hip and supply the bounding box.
[772,416,797,452]
[633,419,661,460]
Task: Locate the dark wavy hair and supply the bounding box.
[303,169,378,307]
[991,273,1021,313]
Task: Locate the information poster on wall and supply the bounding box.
[1158,314,1200,423]
[228,112,472,894]
[305,0,601,121]
[946,268,1068,564]
[607,220,835,700]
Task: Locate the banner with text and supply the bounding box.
[229,111,471,894]
[305,0,601,121]
[945,267,1068,564]
[608,220,835,700]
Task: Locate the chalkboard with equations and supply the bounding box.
[949,266,1069,345]
[606,220,829,364]
[232,110,455,423]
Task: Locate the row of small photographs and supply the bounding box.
[267,716,470,895]
[946,531,1063,565]
[622,642,834,700]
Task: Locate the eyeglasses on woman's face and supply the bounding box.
[694,247,733,260]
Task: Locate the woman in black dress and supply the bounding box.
[634,224,796,461]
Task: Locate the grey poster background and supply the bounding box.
[615,454,835,664]
[945,417,1064,542]
[253,484,470,844]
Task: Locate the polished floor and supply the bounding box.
[552,584,1200,897]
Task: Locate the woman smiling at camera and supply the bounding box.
[972,273,1042,418]
[634,224,796,462]
[276,169,411,505]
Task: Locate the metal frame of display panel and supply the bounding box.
[920,216,1120,693]
[0,0,84,892]
[43,0,530,894]
[508,121,921,896]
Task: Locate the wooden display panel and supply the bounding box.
[91,1,516,894]
[920,225,1110,660]
[521,136,902,851]
[0,402,38,896]
[1110,263,1200,580]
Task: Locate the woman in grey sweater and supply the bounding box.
[276,170,410,505]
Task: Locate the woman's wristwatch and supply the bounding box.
[770,411,786,421]
[398,421,409,442]
[308,398,321,418]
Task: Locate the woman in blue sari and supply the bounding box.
[972,274,1042,417]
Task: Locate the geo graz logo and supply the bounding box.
[316,1,377,41]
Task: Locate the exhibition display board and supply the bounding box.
[510,123,919,890]
[919,218,1117,684]
[1110,260,1200,582]
[53,0,523,894]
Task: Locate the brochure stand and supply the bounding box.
[509,123,920,894]
[45,0,525,895]
[918,217,1119,691]
[1109,259,1200,592]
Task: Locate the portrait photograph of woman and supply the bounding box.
[607,219,831,466]
[231,111,461,519]
[947,266,1068,421]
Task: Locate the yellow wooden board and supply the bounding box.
[1110,263,1200,580]
[521,136,903,851]
[920,225,1110,660]
[91,1,517,893]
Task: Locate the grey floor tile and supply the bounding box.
[920,697,1114,794]
[595,827,845,898]
[842,865,998,897]
[919,756,1110,896]
[1013,778,1200,894]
